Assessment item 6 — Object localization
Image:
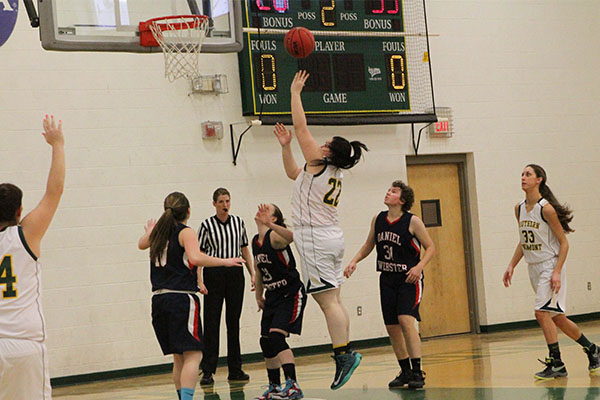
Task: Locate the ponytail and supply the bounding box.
[314,136,368,170]
[527,164,574,233]
[149,192,190,265]
[271,204,287,228]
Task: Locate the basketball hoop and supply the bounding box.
[139,15,209,82]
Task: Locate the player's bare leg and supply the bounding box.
[172,354,183,390]
[398,315,424,389]
[552,314,600,374]
[312,288,361,390]
[552,314,581,340]
[534,311,567,380]
[386,324,411,388]
[312,289,349,346]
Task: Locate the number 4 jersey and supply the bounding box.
[0,226,45,341]
[518,198,559,264]
[375,211,421,274]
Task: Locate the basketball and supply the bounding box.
[284,27,315,58]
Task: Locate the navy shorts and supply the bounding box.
[379,272,423,325]
[152,293,204,355]
[261,286,307,337]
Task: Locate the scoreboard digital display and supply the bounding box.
[237,0,436,125]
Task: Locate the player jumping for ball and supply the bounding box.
[274,70,368,390]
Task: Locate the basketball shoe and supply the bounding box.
[330,351,362,390]
[584,345,600,373]
[534,357,568,380]
[388,371,411,388]
[408,370,426,389]
[271,379,304,400]
[254,383,279,400]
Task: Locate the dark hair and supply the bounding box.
[0,183,23,225]
[526,164,574,233]
[314,136,368,169]
[213,187,230,202]
[392,180,414,212]
[149,192,190,266]
[271,204,286,228]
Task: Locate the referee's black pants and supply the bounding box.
[201,266,245,375]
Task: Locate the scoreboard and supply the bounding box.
[237,0,436,125]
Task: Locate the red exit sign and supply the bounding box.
[429,117,452,137]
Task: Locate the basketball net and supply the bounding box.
[147,15,209,82]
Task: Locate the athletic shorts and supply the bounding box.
[152,292,204,355]
[528,257,567,314]
[379,271,423,325]
[0,338,52,400]
[261,286,307,337]
[293,225,344,293]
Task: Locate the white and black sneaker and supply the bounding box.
[534,357,568,380]
[584,345,600,374]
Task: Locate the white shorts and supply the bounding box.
[528,257,567,314]
[0,338,51,400]
[293,226,344,294]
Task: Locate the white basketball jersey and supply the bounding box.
[0,226,45,341]
[518,198,560,264]
[292,164,343,227]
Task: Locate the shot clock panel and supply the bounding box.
[237,0,436,125]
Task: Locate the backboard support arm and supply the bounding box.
[187,0,201,15]
[23,0,39,27]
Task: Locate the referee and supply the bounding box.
[199,188,255,385]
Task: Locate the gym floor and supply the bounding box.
[53,320,600,400]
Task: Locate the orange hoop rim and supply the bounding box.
[141,14,209,32]
[139,15,209,47]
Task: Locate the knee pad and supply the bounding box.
[260,336,278,359]
[268,331,290,355]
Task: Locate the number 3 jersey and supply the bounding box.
[518,198,559,264]
[252,230,302,304]
[292,164,343,227]
[375,211,421,274]
[0,226,46,341]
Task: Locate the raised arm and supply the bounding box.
[274,123,301,180]
[503,203,523,287]
[21,116,65,257]
[290,70,323,164]
[255,203,294,248]
[344,215,377,278]
[138,219,156,250]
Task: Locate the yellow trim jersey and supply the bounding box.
[518,198,560,264]
[0,226,45,341]
[291,164,343,228]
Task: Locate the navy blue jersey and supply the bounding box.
[252,230,302,302]
[151,223,198,292]
[374,211,421,274]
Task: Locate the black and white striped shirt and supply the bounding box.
[198,215,248,259]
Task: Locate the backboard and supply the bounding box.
[38,0,242,53]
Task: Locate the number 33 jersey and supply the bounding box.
[374,211,421,274]
[0,226,45,341]
[518,198,559,264]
